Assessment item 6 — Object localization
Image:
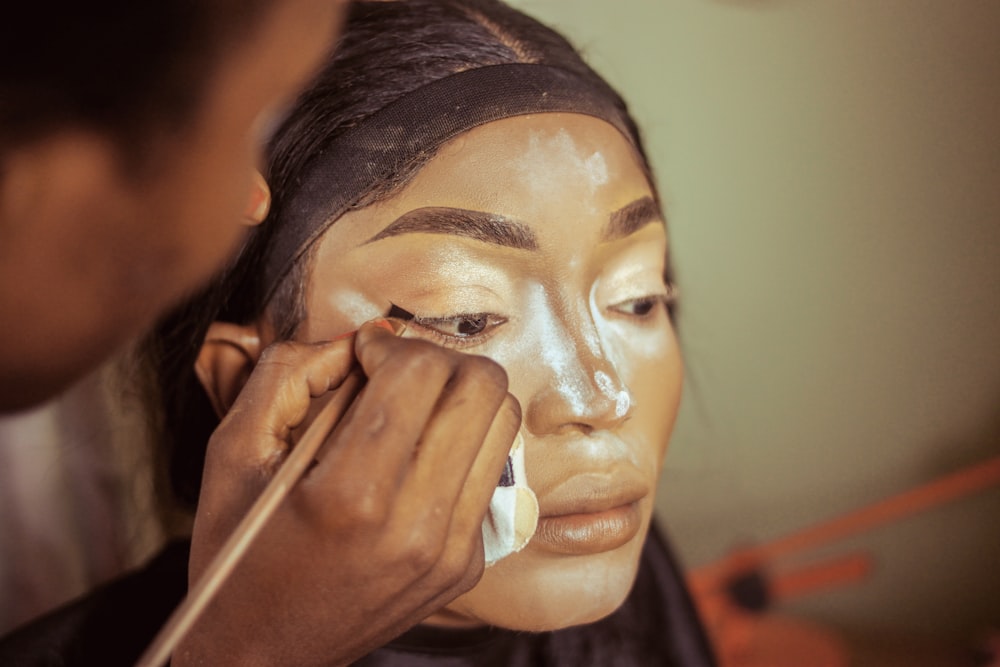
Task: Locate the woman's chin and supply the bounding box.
[425,537,643,631]
[499,590,632,632]
[433,581,633,632]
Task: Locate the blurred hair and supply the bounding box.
[0,0,274,164]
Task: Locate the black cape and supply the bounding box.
[0,525,715,666]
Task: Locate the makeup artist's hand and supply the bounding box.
[174,320,520,667]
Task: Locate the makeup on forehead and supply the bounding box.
[361,196,663,249]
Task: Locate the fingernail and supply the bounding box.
[372,317,407,336]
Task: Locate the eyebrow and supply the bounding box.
[365,207,538,250]
[604,196,663,241]
[363,196,663,249]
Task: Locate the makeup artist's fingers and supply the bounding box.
[447,391,522,526]
[340,323,519,586]
[350,321,515,511]
[306,332,461,509]
[198,337,357,514]
[397,356,517,525]
[351,317,412,370]
[396,390,520,594]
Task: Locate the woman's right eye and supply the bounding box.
[417,313,495,337]
[392,305,507,348]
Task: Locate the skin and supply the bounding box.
[0,0,345,412]
[292,113,685,631]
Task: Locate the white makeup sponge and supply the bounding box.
[482,431,538,566]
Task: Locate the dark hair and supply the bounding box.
[0,0,273,162]
[143,0,664,509]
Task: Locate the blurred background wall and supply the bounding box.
[508,0,1000,648]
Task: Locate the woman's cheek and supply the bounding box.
[596,315,672,378]
[599,318,681,469]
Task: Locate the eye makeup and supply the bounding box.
[385,302,507,348]
[387,303,415,321]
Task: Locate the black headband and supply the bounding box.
[261,63,638,300]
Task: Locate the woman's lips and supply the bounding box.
[533,478,648,555]
[533,501,642,555]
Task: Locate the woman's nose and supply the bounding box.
[523,320,633,436]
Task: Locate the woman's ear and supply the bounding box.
[195,322,263,418]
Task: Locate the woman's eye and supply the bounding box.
[611,296,661,317]
[608,281,679,320]
[623,297,659,316]
[424,314,488,336]
[409,312,507,345]
[608,288,676,320]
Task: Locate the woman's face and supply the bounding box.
[298,113,682,630]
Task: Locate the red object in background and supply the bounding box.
[690,551,866,666]
[686,454,1000,667]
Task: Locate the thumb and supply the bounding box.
[353,317,408,375]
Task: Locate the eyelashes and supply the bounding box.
[608,292,674,320]
[611,296,661,317]
[606,281,678,319]
[387,303,415,321]
[386,302,506,348]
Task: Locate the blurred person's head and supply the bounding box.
[0,0,346,411]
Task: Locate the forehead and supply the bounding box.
[325,113,655,248]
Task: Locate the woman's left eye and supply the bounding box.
[609,294,669,319]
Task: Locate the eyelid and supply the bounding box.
[601,274,678,325]
[400,309,508,349]
[608,291,670,309]
[600,268,671,303]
